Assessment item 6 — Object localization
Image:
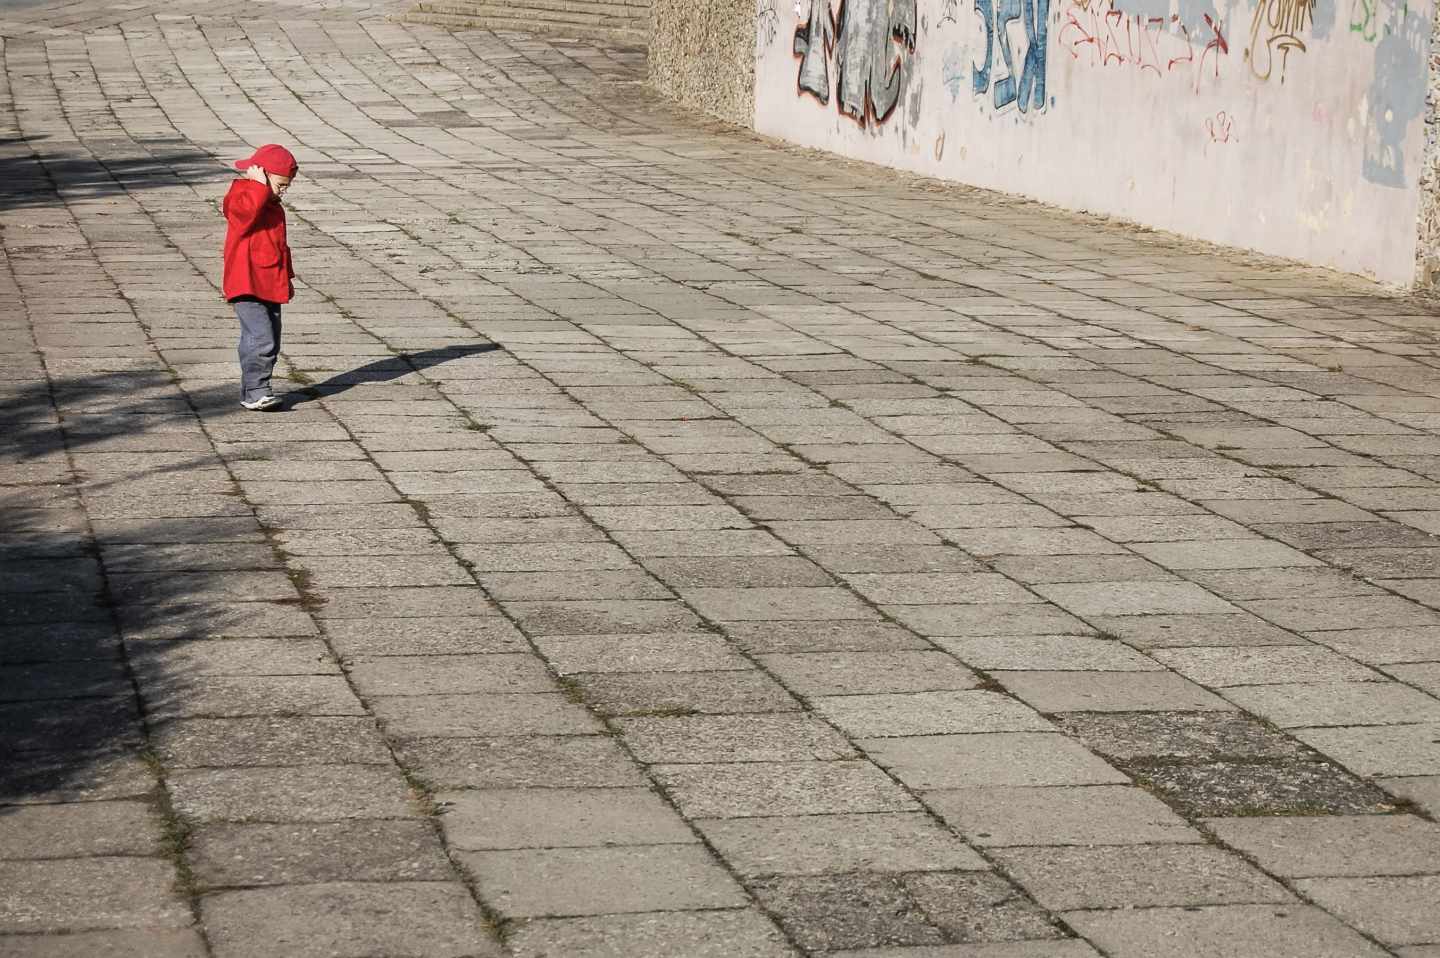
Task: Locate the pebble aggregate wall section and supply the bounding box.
[1415,0,1440,284]
[650,0,757,125]
[750,0,1437,286]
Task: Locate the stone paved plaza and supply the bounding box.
[3,1,1440,955]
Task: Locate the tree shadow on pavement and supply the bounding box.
[283,343,503,407]
[0,145,229,213]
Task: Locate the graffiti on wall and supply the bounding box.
[1058,0,1230,92]
[971,0,1050,112]
[794,0,918,125]
[1363,9,1427,186]
[1246,0,1316,81]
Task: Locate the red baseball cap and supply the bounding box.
[233,144,298,178]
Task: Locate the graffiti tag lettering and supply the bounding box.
[794,0,918,125]
[1246,0,1316,81]
[1058,0,1228,92]
[973,0,1049,112]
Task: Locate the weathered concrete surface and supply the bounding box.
[2,1,1440,955]
[649,0,755,126]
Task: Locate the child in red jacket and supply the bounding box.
[222,144,298,411]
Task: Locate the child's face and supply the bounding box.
[267,172,293,198]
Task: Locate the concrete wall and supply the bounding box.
[737,0,1436,285]
[650,0,756,125]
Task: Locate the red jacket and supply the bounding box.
[222,179,294,304]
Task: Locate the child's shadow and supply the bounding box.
[282,343,502,407]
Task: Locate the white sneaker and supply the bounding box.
[240,395,281,411]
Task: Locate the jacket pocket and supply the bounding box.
[251,234,282,268]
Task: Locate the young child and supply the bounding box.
[222,144,298,411]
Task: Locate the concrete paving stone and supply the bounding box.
[1223,680,1440,728]
[188,820,453,888]
[452,538,627,567]
[697,812,987,876]
[116,601,320,640]
[945,527,1127,557]
[369,692,604,738]
[506,599,704,635]
[842,573,1036,606]
[1318,546,1440,579]
[886,604,1094,638]
[167,765,419,823]
[1034,581,1238,616]
[1149,645,1382,686]
[127,638,338,677]
[926,785,1202,846]
[617,713,858,763]
[995,671,1233,713]
[1255,520,1440,551]
[827,942,1100,957]
[1296,723,1440,776]
[759,651,980,696]
[1090,612,1305,648]
[1380,775,1440,816]
[1389,661,1440,696]
[1205,814,1440,877]
[642,556,834,588]
[295,555,473,588]
[139,675,364,719]
[1130,757,1395,816]
[533,631,749,674]
[1242,595,1440,632]
[934,635,1162,671]
[1130,539,1323,570]
[107,570,298,605]
[1205,498,1377,525]
[1182,567,1382,600]
[394,735,644,790]
[653,760,917,818]
[728,495,900,522]
[0,801,161,859]
[0,661,126,703]
[0,928,207,957]
[992,844,1292,911]
[314,586,497,619]
[505,909,795,958]
[323,616,528,656]
[680,587,879,622]
[988,554,1176,584]
[430,516,602,544]
[461,844,747,918]
[0,748,155,806]
[0,858,191,933]
[1296,875,1440,946]
[151,716,391,767]
[347,653,553,696]
[800,544,985,574]
[902,871,1064,943]
[609,529,795,557]
[201,881,498,958]
[861,733,1127,789]
[1083,898,1397,955]
[571,669,799,716]
[438,787,694,850]
[764,520,943,546]
[747,873,945,951]
[475,569,672,601]
[816,688,1054,737]
[0,697,142,754]
[0,591,109,626]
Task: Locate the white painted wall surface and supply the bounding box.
[754,0,1432,284]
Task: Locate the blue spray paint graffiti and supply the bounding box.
[972,0,1049,112]
[1363,10,1427,187]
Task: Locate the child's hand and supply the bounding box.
[244,165,268,185]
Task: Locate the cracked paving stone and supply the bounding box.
[747,873,945,951]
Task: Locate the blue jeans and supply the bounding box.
[233,297,282,402]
